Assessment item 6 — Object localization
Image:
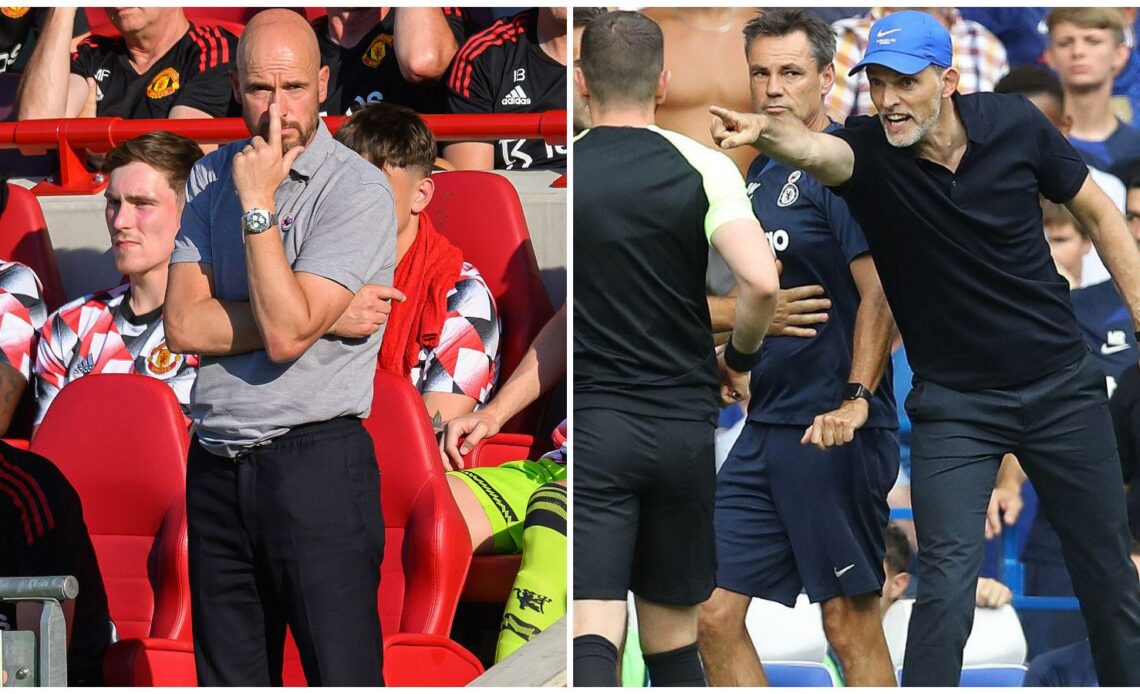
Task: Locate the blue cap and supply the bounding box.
[849,11,953,77]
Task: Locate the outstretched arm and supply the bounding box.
[709,105,856,187]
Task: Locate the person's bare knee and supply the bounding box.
[821,593,883,657]
[697,587,750,645]
[634,596,700,655]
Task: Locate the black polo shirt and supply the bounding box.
[830,92,1089,390]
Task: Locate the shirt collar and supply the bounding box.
[289,119,334,180]
[952,92,988,146]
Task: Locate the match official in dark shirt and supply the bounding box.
[711,9,1140,687]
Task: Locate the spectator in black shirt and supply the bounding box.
[711,9,1140,687]
[445,8,567,171]
[314,7,465,116]
[15,7,237,121]
[0,441,111,685]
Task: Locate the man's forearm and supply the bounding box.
[166,296,264,356]
[484,304,567,426]
[244,230,331,363]
[730,283,775,355]
[1089,212,1140,332]
[847,288,895,393]
[757,116,852,187]
[15,7,79,119]
[393,8,458,82]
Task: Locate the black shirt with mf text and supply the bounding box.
[830,92,1089,390]
[315,8,466,116]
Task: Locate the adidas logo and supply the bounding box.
[501,85,531,106]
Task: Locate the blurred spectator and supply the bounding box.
[445,7,567,171]
[1043,198,1092,290]
[1046,8,1140,184]
[0,7,87,74]
[34,132,202,427]
[1111,8,1140,129]
[827,8,1008,123]
[1024,545,1140,686]
[0,440,111,685]
[960,8,1049,68]
[1110,353,1140,541]
[995,64,1121,286]
[804,8,867,26]
[572,7,608,134]
[15,7,237,120]
[0,256,45,437]
[643,8,757,175]
[1128,165,1140,243]
[314,7,465,116]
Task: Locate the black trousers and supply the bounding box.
[187,418,385,686]
[902,353,1140,686]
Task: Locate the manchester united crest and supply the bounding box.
[361,34,393,68]
[146,67,180,99]
[1,8,30,19]
[146,341,181,375]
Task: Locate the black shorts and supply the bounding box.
[573,407,716,605]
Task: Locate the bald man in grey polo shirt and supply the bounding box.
[165,9,396,686]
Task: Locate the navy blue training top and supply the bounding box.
[830,92,1089,391]
[1072,279,1136,395]
[745,123,896,429]
[1068,120,1140,184]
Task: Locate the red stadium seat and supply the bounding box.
[427,171,557,436]
[100,370,481,686]
[28,374,193,682]
[0,183,67,311]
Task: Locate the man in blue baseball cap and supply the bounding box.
[711,8,1140,687]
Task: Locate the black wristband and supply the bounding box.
[724,337,762,372]
[843,382,873,402]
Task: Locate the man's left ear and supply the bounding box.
[412,176,435,214]
[318,64,330,104]
[942,66,961,99]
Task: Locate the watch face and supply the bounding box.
[247,210,269,231]
[244,209,272,233]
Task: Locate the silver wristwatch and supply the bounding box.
[241,208,277,234]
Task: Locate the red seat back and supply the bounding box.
[280,370,470,685]
[0,183,67,311]
[30,374,191,642]
[426,171,556,434]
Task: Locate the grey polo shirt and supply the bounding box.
[171,120,396,457]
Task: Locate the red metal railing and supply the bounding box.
[0,111,567,194]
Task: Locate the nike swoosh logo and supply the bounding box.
[1101,343,1132,355]
[834,564,855,578]
[877,28,903,38]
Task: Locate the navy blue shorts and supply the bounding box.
[714,423,899,606]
